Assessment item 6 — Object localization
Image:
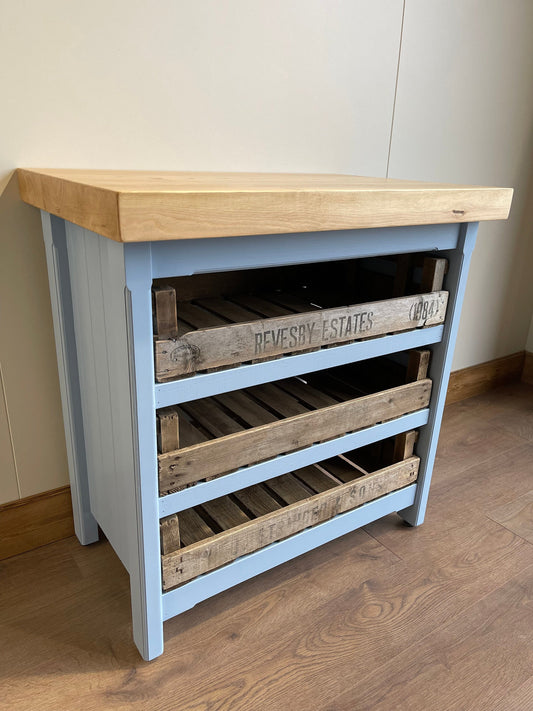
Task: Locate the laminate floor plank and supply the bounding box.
[492,675,533,711]
[2,383,532,711]
[327,565,533,711]
[487,489,533,544]
[434,408,524,481]
[365,442,533,561]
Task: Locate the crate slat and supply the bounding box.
[264,292,323,313]
[320,455,367,483]
[161,457,419,589]
[230,294,295,318]
[264,473,311,505]
[213,390,278,427]
[177,319,194,337]
[232,484,282,518]
[249,382,312,417]
[177,509,215,548]
[194,297,261,324]
[177,302,229,330]
[304,371,365,401]
[178,418,208,448]
[277,377,340,409]
[200,497,251,530]
[293,465,340,493]
[179,400,245,438]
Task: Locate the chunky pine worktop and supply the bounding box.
[17,169,513,243]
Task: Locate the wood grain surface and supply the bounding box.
[1,383,532,711]
[0,486,74,560]
[162,458,419,589]
[154,292,448,379]
[446,351,525,404]
[522,351,533,386]
[17,169,513,242]
[158,379,431,492]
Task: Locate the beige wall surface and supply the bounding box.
[388,0,533,370]
[0,0,532,503]
[527,318,533,353]
[0,364,19,503]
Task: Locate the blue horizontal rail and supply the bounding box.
[155,325,444,407]
[150,223,459,279]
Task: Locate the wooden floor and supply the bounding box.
[1,383,532,711]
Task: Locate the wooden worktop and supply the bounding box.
[18,168,513,242]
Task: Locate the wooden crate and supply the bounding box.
[160,442,420,590]
[152,256,448,381]
[157,349,431,495]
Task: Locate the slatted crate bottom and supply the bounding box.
[160,448,420,590]
[153,257,448,381]
[157,356,431,494]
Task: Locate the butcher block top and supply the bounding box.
[17,168,513,243]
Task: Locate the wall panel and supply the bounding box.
[389,0,533,369]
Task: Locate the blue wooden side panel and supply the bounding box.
[97,235,141,573]
[64,225,138,571]
[41,213,98,545]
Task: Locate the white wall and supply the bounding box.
[0,0,402,185]
[388,0,533,369]
[1,0,532,503]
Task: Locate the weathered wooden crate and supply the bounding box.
[160,441,420,590]
[152,255,448,381]
[157,349,431,495]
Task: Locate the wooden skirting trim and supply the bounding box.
[446,351,525,405]
[522,351,533,386]
[0,485,74,561]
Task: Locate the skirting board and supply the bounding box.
[522,352,533,386]
[1,351,526,559]
[446,351,525,405]
[0,486,74,561]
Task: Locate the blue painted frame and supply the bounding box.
[41,214,479,660]
[150,223,460,278]
[399,222,478,525]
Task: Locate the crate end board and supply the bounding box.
[154,292,448,380]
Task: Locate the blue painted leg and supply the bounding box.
[399,222,479,527]
[124,243,164,661]
[41,212,99,545]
